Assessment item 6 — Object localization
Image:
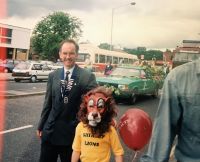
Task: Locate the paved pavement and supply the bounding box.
[0,72,14,81]
[0,73,177,161]
[0,73,46,98]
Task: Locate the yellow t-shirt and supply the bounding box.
[72,122,124,162]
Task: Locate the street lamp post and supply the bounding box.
[110,2,136,51]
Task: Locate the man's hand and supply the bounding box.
[36,130,42,138]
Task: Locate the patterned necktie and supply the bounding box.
[65,71,70,82]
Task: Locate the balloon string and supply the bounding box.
[132,151,139,162]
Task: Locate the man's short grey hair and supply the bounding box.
[59,39,79,54]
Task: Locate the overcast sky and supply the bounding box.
[1,0,200,50]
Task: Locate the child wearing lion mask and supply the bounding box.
[71,86,124,162]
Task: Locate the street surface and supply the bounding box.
[6,80,47,91]
[0,81,176,162]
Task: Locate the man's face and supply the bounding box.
[59,42,78,69]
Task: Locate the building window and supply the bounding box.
[77,53,87,62]
[124,58,128,64]
[0,27,12,37]
[95,54,99,63]
[0,27,12,44]
[113,57,118,64]
[0,37,12,44]
[106,56,112,63]
[129,59,133,64]
[99,54,106,63]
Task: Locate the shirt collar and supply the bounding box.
[64,66,75,74]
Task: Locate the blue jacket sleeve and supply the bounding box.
[140,71,182,162]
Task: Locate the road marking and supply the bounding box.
[0,125,33,134]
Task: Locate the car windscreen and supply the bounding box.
[15,62,31,70]
[111,67,140,77]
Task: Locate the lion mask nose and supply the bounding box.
[87,112,101,127]
[92,113,98,118]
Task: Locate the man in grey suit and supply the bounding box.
[37,39,97,162]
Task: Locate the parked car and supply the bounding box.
[50,61,63,70]
[96,66,163,104]
[0,59,20,73]
[12,62,53,82]
[39,60,54,65]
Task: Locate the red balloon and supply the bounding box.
[118,108,152,151]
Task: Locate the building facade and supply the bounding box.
[0,23,31,60]
[172,40,200,68]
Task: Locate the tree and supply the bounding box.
[31,11,82,61]
[123,48,163,60]
[145,50,163,60]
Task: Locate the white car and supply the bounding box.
[12,62,53,82]
[50,61,63,70]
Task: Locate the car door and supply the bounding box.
[31,64,43,79]
[141,70,156,94]
[129,68,145,94]
[40,64,52,79]
[138,70,148,94]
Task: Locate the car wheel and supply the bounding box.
[4,68,8,73]
[30,76,37,83]
[130,93,137,104]
[152,88,159,98]
[129,88,138,104]
[14,78,20,82]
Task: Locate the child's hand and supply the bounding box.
[115,155,123,162]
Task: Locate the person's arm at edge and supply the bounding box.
[36,72,53,138]
[72,123,82,162]
[139,71,182,162]
[71,151,80,162]
[110,126,124,162]
[115,155,123,162]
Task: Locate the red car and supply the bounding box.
[0,59,20,73]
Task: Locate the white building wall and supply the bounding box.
[0,23,31,49]
[11,27,31,49]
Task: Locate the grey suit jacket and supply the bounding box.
[37,64,97,145]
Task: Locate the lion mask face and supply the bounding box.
[85,93,109,127]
